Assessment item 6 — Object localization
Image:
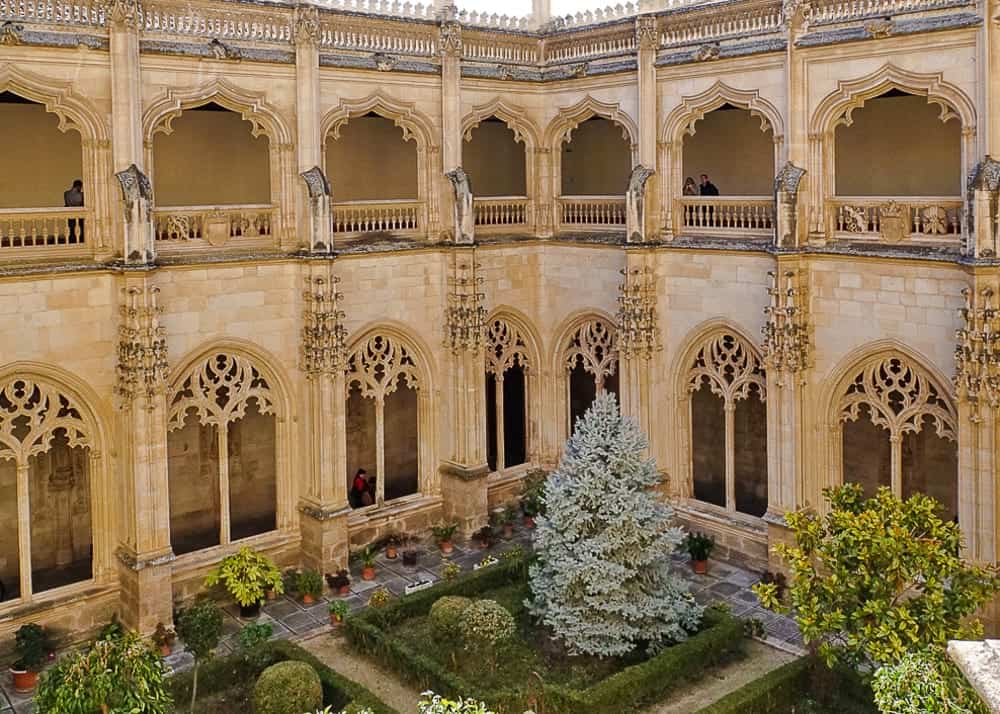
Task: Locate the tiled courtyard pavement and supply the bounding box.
[0,526,802,713]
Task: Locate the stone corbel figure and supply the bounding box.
[300,166,333,254]
[115,164,155,264]
[445,167,475,245]
[773,161,806,248]
[967,156,1000,258]
[626,165,655,244]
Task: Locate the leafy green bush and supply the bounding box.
[872,650,988,714]
[459,599,515,649]
[204,546,284,608]
[13,623,49,671]
[176,599,224,712]
[429,596,472,640]
[35,630,172,714]
[418,692,496,713]
[254,660,323,714]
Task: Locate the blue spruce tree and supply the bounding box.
[528,392,703,657]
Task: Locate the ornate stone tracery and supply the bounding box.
[346,335,421,405]
[167,353,277,431]
[837,354,957,442]
[0,378,93,463]
[562,318,619,391]
[485,318,531,375]
[687,332,767,405]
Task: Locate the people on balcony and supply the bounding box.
[63,179,84,241]
[699,174,719,197]
[683,177,698,196]
[349,468,374,508]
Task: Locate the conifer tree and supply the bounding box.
[527,392,703,657]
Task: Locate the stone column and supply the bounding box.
[616,256,659,444]
[440,250,491,534]
[531,0,551,28]
[114,275,175,634]
[294,6,324,252]
[107,0,148,264]
[761,263,811,571]
[439,17,463,243]
[635,15,659,240]
[299,261,351,573]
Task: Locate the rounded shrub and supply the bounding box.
[429,595,472,640]
[253,660,323,714]
[459,599,516,648]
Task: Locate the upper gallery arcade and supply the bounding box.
[1,0,1000,641]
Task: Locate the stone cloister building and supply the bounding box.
[0,0,999,643]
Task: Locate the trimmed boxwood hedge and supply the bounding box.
[344,555,746,714]
[168,638,398,714]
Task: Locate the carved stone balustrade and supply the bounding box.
[828,197,964,244]
[473,197,531,231]
[318,14,438,56]
[677,197,774,237]
[152,204,277,250]
[0,0,106,28]
[331,199,421,235]
[461,30,539,64]
[0,207,91,256]
[808,0,964,26]
[557,196,626,230]
[661,5,781,48]
[543,23,637,64]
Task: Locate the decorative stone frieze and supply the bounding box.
[302,274,347,378]
[762,270,810,376]
[445,259,487,353]
[956,287,1000,412]
[616,267,659,360]
[635,15,659,51]
[115,285,168,407]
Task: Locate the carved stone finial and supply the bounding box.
[762,270,811,378]
[439,21,462,57]
[116,284,168,408]
[445,259,487,354]
[294,5,320,46]
[0,21,24,46]
[626,165,655,244]
[302,273,347,377]
[445,167,474,245]
[616,267,659,360]
[635,15,658,51]
[782,0,811,28]
[101,0,142,29]
[695,44,720,62]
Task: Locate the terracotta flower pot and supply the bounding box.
[338,584,351,596]
[362,566,376,581]
[523,516,535,529]
[478,539,489,550]
[11,668,38,694]
[330,614,343,626]
[692,559,708,575]
[439,541,453,555]
[265,589,277,601]
[159,645,172,657]
[386,546,398,559]
[302,594,315,605]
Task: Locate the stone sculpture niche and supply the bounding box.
[446,166,475,244]
[626,165,655,243]
[115,163,155,264]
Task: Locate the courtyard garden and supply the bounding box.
[5,393,998,714]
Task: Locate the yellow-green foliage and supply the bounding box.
[429,596,472,640]
[754,484,1000,670]
[254,661,323,714]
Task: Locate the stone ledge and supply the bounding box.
[439,461,491,482]
[948,640,1000,712]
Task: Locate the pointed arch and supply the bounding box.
[543,95,638,151]
[661,80,784,145]
[143,79,293,145]
[462,99,541,149]
[0,64,109,141]
[321,93,436,151]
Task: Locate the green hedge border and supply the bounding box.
[168,638,399,714]
[694,657,810,714]
[344,556,746,714]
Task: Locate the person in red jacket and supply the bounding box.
[349,468,374,508]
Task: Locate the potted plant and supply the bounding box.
[282,568,299,597]
[499,506,518,539]
[368,587,391,609]
[521,488,541,528]
[431,523,458,555]
[325,569,351,596]
[360,546,377,581]
[683,532,716,574]
[442,561,462,582]
[151,622,176,657]
[402,547,419,567]
[384,533,401,560]
[474,524,495,550]
[297,569,323,604]
[328,600,349,626]
[10,623,48,693]
[203,546,284,618]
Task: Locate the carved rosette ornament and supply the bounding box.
[635,15,659,51]
[115,285,169,407]
[762,270,810,377]
[955,287,1000,413]
[616,268,660,360]
[563,319,619,392]
[302,275,347,378]
[445,260,487,354]
[439,21,462,57]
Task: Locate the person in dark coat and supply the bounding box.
[699,174,720,196]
